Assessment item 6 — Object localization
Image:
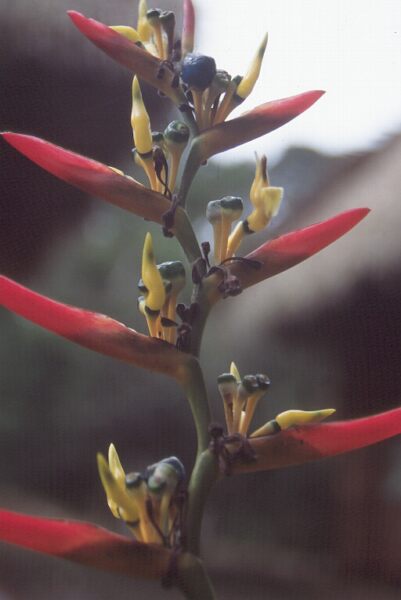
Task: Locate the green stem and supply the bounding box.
[186,449,219,556]
[174,208,202,262]
[181,358,211,455]
[177,553,216,599]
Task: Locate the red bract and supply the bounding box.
[2,132,170,223]
[179,91,325,201]
[67,11,187,106]
[234,408,401,474]
[182,0,195,55]
[0,276,189,378]
[206,208,370,304]
[0,510,171,579]
[1,132,200,262]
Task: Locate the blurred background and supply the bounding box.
[1,0,401,598]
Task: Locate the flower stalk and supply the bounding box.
[0,1,399,599]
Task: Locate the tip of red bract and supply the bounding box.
[67,10,85,23]
[2,131,33,150]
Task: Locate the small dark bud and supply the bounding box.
[256,374,271,390]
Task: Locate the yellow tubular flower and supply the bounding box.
[214,75,242,124]
[230,361,241,383]
[250,409,336,438]
[141,233,166,337]
[250,154,268,206]
[236,33,268,100]
[137,0,152,42]
[110,25,140,43]
[131,77,157,189]
[125,472,161,544]
[108,443,125,483]
[246,186,283,232]
[97,453,143,540]
[232,375,259,434]
[226,156,283,258]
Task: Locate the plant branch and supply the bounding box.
[174,208,202,262]
[185,449,219,556]
[179,358,211,455]
[177,552,216,599]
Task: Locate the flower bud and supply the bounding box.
[181,53,217,91]
[250,409,336,438]
[236,33,268,100]
[158,261,186,296]
[230,361,241,383]
[141,233,166,337]
[131,77,153,156]
[97,452,141,531]
[137,0,152,42]
[164,120,190,147]
[109,26,140,43]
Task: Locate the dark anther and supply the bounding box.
[153,147,172,199]
[178,103,194,114]
[201,241,211,268]
[185,90,194,104]
[159,59,175,72]
[171,74,180,88]
[176,323,192,352]
[188,302,200,322]
[218,273,242,298]
[162,194,181,236]
[208,426,257,476]
[175,303,187,321]
[160,317,177,328]
[175,302,200,351]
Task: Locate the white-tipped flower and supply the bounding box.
[163,121,190,192]
[146,457,185,536]
[239,373,271,436]
[207,197,243,263]
[232,375,259,433]
[217,372,238,434]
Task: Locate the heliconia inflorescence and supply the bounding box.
[1,0,400,598]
